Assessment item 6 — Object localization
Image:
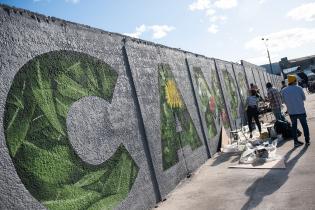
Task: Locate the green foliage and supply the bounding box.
[87,194,125,210]
[237,72,248,108]
[31,61,65,135]
[210,69,230,129]
[222,68,239,121]
[42,187,103,210]
[159,64,202,170]
[193,67,218,139]
[4,51,138,210]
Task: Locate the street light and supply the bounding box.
[262,37,274,84]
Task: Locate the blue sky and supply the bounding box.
[1,0,315,65]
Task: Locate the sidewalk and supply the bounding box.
[155,93,315,210]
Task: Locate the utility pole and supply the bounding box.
[262,38,275,84]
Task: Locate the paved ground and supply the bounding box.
[155,92,315,210]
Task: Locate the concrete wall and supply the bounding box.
[242,60,283,99]
[0,4,274,210]
[186,54,223,156]
[215,59,242,130]
[257,67,268,96]
[124,41,208,199]
[252,68,265,98]
[232,63,248,125]
[242,61,256,89]
[0,5,156,210]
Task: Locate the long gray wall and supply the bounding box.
[215,59,243,130]
[242,60,283,99]
[125,41,209,199]
[186,53,223,156]
[0,5,156,210]
[0,4,280,210]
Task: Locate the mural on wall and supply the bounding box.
[233,65,248,124]
[244,67,255,87]
[159,64,202,170]
[258,69,267,96]
[4,51,139,210]
[221,67,239,122]
[210,68,229,129]
[252,69,265,98]
[193,67,217,139]
[236,72,248,106]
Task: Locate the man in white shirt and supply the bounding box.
[281,74,310,147]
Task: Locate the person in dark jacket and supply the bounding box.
[299,71,309,89]
[246,89,262,138]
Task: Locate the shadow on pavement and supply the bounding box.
[241,145,308,210]
[211,152,241,167]
[277,138,293,147]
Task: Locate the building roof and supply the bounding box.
[289,55,315,63]
[260,62,282,74]
[283,66,299,74]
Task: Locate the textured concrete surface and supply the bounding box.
[252,68,265,98]
[158,47,208,178]
[186,53,221,156]
[232,63,248,124]
[242,60,275,99]
[226,62,243,123]
[258,68,268,97]
[0,6,156,210]
[155,92,315,210]
[215,59,242,130]
[242,60,269,92]
[243,65,256,88]
[0,4,284,210]
[125,41,209,199]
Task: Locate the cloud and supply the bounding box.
[287,2,315,22]
[33,0,50,2]
[248,27,254,33]
[189,0,237,11]
[124,24,175,39]
[209,15,227,22]
[214,0,237,9]
[65,0,80,4]
[189,0,235,35]
[149,25,175,39]
[208,24,219,34]
[244,53,280,65]
[205,6,226,23]
[189,0,211,11]
[258,0,266,4]
[206,8,216,16]
[245,27,315,53]
[124,25,146,39]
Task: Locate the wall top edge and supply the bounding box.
[0,3,212,60]
[0,3,256,68]
[0,3,124,38]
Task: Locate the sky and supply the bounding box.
[1,0,315,65]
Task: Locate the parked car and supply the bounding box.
[304,70,315,82]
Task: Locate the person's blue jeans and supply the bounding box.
[289,113,310,144]
[272,107,285,121]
